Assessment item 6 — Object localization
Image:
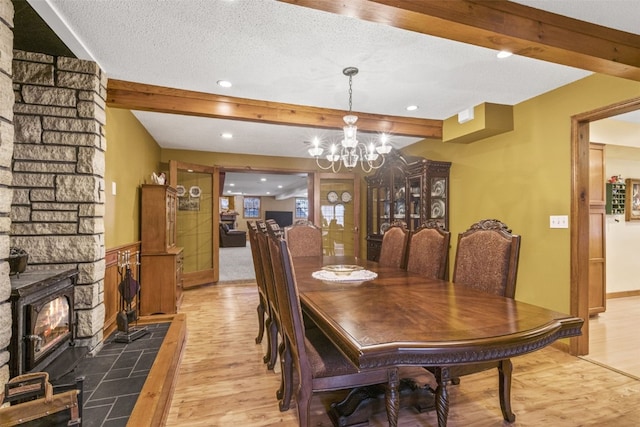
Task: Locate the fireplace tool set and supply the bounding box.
[115,250,147,343]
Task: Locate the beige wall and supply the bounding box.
[104,108,161,248]
[603,145,640,293]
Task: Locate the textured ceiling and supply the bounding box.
[19,0,640,196]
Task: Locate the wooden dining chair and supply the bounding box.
[255,220,281,372]
[256,219,298,410]
[266,229,396,426]
[283,221,322,257]
[424,219,521,423]
[378,221,410,268]
[247,221,268,347]
[405,220,450,280]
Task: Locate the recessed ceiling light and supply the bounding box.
[266,192,271,195]
[260,178,267,182]
[229,183,235,187]
[277,185,283,189]
[497,50,513,59]
[221,133,233,139]
[406,105,419,111]
[217,80,232,88]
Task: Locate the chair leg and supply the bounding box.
[266,317,278,369]
[278,340,293,411]
[255,300,265,344]
[498,359,516,422]
[276,340,286,400]
[434,367,450,427]
[296,382,313,427]
[263,316,273,365]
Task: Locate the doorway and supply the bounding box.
[571,96,640,356]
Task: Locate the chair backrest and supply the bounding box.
[453,219,521,298]
[255,220,280,321]
[247,221,267,294]
[284,221,322,257]
[406,220,451,280]
[378,222,410,268]
[266,228,312,383]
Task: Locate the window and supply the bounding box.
[295,198,308,219]
[243,197,260,218]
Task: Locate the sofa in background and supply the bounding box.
[219,223,247,247]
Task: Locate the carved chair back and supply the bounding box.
[284,221,323,257]
[453,219,521,298]
[378,221,410,268]
[406,220,451,280]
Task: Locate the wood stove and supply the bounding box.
[9,269,81,378]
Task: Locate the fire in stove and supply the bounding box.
[31,296,70,359]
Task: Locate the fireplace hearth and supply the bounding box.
[9,269,87,379]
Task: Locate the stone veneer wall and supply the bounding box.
[0,0,13,387]
[9,49,107,355]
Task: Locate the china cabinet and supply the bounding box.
[140,184,184,314]
[365,150,451,261]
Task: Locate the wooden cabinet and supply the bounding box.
[140,184,184,315]
[605,182,625,214]
[365,150,451,261]
[140,248,183,315]
[141,184,177,253]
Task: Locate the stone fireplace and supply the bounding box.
[0,0,107,387]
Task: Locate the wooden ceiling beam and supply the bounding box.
[106,79,442,139]
[281,0,640,81]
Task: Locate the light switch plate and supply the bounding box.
[550,215,568,228]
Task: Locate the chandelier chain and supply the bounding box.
[348,74,353,113]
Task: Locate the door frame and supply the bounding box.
[215,166,318,279]
[571,96,640,355]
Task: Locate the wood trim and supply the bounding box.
[182,269,215,289]
[106,79,442,139]
[571,96,640,356]
[127,314,187,427]
[282,0,640,81]
[607,290,640,299]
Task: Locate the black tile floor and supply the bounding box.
[56,322,169,427]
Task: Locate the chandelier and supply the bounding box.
[308,67,391,173]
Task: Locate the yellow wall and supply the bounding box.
[105,73,640,316]
[104,108,161,248]
[404,73,640,313]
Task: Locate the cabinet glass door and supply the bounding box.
[408,176,422,231]
[169,160,215,288]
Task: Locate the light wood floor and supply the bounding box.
[165,283,640,426]
[585,296,640,379]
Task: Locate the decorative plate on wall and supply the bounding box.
[327,191,339,203]
[189,186,201,198]
[176,185,186,197]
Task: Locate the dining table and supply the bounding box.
[292,255,584,427]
